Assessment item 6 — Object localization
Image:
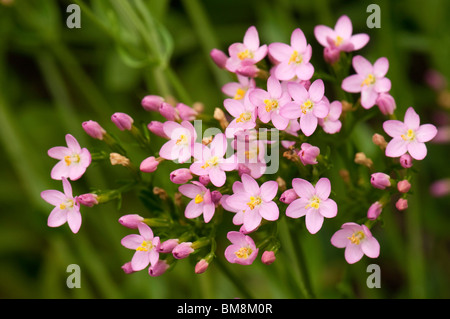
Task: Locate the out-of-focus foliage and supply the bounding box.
[0,0,449,299]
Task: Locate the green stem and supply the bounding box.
[215,258,254,299]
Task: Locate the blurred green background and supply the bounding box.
[0,0,449,299]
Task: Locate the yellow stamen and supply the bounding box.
[195,194,204,204]
[59,203,66,210]
[136,240,152,252]
[176,134,188,145]
[305,196,321,209]
[361,74,376,87]
[64,154,80,166]
[289,50,303,64]
[264,99,279,112]
[201,156,219,169]
[235,247,252,259]
[401,129,415,141]
[347,231,365,245]
[247,196,262,210]
[335,36,343,47]
[301,100,313,114]
[236,112,252,123]
[234,88,246,100]
[237,49,252,60]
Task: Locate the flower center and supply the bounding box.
[334,36,344,47]
[401,129,416,141]
[176,134,189,145]
[361,74,376,87]
[289,50,303,64]
[64,154,80,166]
[301,99,314,114]
[201,156,219,169]
[237,49,253,60]
[305,195,321,209]
[347,231,365,245]
[264,99,279,112]
[247,196,262,210]
[235,247,252,259]
[136,240,153,252]
[194,193,204,204]
[234,88,246,100]
[236,112,252,123]
[59,199,74,210]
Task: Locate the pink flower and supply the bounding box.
[268,28,314,81]
[397,180,411,193]
[331,223,380,264]
[76,193,98,207]
[286,178,337,234]
[190,133,237,187]
[249,76,291,130]
[318,100,342,134]
[82,120,106,140]
[121,223,160,271]
[158,239,180,253]
[41,177,82,233]
[141,95,164,112]
[226,174,279,233]
[48,134,91,181]
[399,154,413,168]
[140,156,161,173]
[395,198,408,211]
[279,188,299,204]
[224,94,257,138]
[314,15,370,53]
[111,112,134,131]
[342,56,392,109]
[222,75,256,100]
[195,259,209,274]
[383,107,437,160]
[233,131,267,179]
[148,260,170,277]
[376,92,396,115]
[280,80,329,136]
[159,121,196,164]
[147,121,168,138]
[170,168,193,184]
[118,214,145,229]
[210,49,228,69]
[298,143,320,165]
[261,250,276,265]
[172,242,194,259]
[225,26,267,76]
[370,172,391,189]
[224,231,259,265]
[179,181,215,223]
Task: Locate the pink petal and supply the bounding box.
[48,146,70,160]
[249,88,270,108]
[260,180,278,201]
[280,102,302,120]
[65,134,81,153]
[259,201,279,221]
[185,200,203,219]
[62,177,72,197]
[415,124,438,143]
[252,45,268,62]
[308,79,324,102]
[203,202,215,223]
[313,100,329,119]
[121,234,144,249]
[210,133,227,158]
[404,107,420,130]
[361,237,380,258]
[41,190,65,206]
[345,244,364,264]
[295,62,315,81]
[321,119,342,134]
[331,228,353,248]
[385,138,408,158]
[374,78,391,93]
[361,87,378,109]
[314,25,335,47]
[271,112,290,130]
[67,209,82,233]
[292,178,315,198]
[224,99,244,118]
[341,74,364,93]
[285,198,309,219]
[227,193,250,211]
[209,167,226,187]
[221,82,241,97]
[291,28,307,52]
[383,120,407,138]
[274,62,296,81]
[243,26,260,51]
[407,141,427,160]
[138,223,154,241]
[178,183,201,199]
[300,112,318,136]
[373,57,389,78]
[131,250,150,271]
[315,178,331,200]
[353,55,373,76]
[267,76,282,98]
[319,198,338,218]
[159,140,177,160]
[243,209,262,232]
[47,207,67,228]
[232,210,244,225]
[268,42,292,62]
[241,173,260,195]
[348,33,370,51]
[305,210,324,234]
[226,231,248,246]
[149,249,159,268]
[335,15,352,39]
[162,121,181,139]
[50,161,69,180]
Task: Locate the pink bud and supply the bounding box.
[195,259,209,274]
[111,112,134,131]
[159,102,178,121]
[82,120,106,140]
[237,64,259,78]
[279,189,298,204]
[176,103,198,121]
[370,172,391,189]
[323,46,340,65]
[210,49,228,69]
[118,214,145,229]
[397,180,411,193]
[395,198,408,211]
[148,260,170,277]
[211,190,222,204]
[76,193,98,207]
[199,175,211,186]
[372,133,387,149]
[400,154,413,168]
[430,178,450,197]
[170,168,193,184]
[158,238,180,253]
[261,251,276,265]
[141,95,164,112]
[140,156,160,173]
[298,143,320,165]
[172,242,194,259]
[121,262,136,274]
[147,121,168,138]
[237,164,252,176]
[376,93,396,115]
[367,201,383,220]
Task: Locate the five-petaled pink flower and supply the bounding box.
[383,107,437,160]
[48,134,91,181]
[121,223,160,271]
[314,15,370,53]
[342,56,392,109]
[222,75,256,100]
[225,26,267,77]
[286,177,337,234]
[269,28,314,81]
[318,100,342,134]
[226,174,279,233]
[281,79,329,136]
[41,177,82,233]
[224,231,259,265]
[224,94,258,138]
[159,121,196,164]
[330,222,380,264]
[190,133,237,187]
[179,181,216,223]
[249,75,291,130]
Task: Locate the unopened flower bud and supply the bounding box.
[211,190,222,204]
[214,107,229,130]
[371,172,391,189]
[118,214,145,229]
[77,193,98,207]
[323,46,340,65]
[372,133,388,149]
[298,143,320,165]
[147,121,168,138]
[279,189,298,204]
[195,259,209,274]
[276,176,287,192]
[121,262,136,274]
[395,198,408,211]
[153,187,168,200]
[237,64,259,78]
[159,102,179,121]
[82,120,106,140]
[367,201,383,220]
[110,153,130,166]
[140,156,162,173]
[148,260,170,277]
[176,103,198,121]
[172,242,194,259]
[198,175,211,186]
[192,102,204,113]
[158,239,180,253]
[376,93,396,115]
[141,95,164,112]
[355,152,373,168]
[210,49,228,69]
[111,112,134,131]
[170,168,193,184]
[397,180,411,193]
[399,154,413,168]
[261,251,276,265]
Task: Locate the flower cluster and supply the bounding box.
[41,15,437,278]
